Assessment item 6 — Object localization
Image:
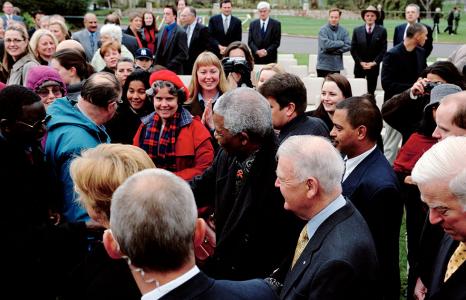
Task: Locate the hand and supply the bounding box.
[411,78,429,96]
[227,72,241,88]
[414,277,427,300]
[201,98,214,129]
[219,45,226,55]
[404,175,416,185]
[257,49,267,57]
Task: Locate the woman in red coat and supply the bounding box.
[134,70,214,180]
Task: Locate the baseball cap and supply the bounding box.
[135,48,153,60]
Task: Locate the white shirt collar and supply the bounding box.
[141,266,200,300]
[342,145,377,182]
[261,18,269,28]
[222,14,230,22]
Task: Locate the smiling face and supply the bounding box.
[419,182,466,241]
[4,29,28,60]
[37,34,56,60]
[144,13,154,26]
[36,85,62,108]
[197,64,220,93]
[320,80,345,114]
[130,16,143,30]
[154,86,178,122]
[49,24,65,43]
[103,49,121,70]
[127,80,147,111]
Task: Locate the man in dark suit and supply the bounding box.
[180,6,211,75]
[154,5,188,74]
[393,3,433,58]
[351,5,387,95]
[72,13,100,62]
[274,135,379,300]
[331,96,403,300]
[104,13,138,56]
[1,1,23,28]
[104,168,279,300]
[248,1,281,65]
[411,136,466,300]
[208,0,242,58]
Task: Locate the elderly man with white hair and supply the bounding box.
[411,136,466,300]
[248,1,281,64]
[274,135,379,300]
[91,23,134,72]
[190,87,302,281]
[104,168,280,299]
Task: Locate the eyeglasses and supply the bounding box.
[4,38,25,44]
[36,86,62,98]
[16,115,51,129]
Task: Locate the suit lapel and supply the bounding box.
[280,202,354,298]
[342,149,379,197]
[163,26,177,55]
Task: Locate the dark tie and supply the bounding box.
[160,28,169,52]
[261,22,266,38]
[367,26,372,34]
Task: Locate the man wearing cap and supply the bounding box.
[134,47,154,72]
[248,1,281,65]
[393,3,433,58]
[180,6,211,75]
[350,5,387,95]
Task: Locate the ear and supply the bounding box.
[193,218,207,248]
[238,131,250,146]
[356,125,368,141]
[69,66,78,77]
[103,229,123,260]
[0,118,11,134]
[285,102,296,117]
[305,177,319,199]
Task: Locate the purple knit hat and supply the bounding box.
[25,65,67,95]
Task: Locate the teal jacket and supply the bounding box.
[46,97,110,223]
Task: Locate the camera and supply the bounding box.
[222,57,251,76]
[423,81,441,94]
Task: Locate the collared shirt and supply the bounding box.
[186,22,196,46]
[141,266,200,300]
[366,24,374,33]
[342,145,377,182]
[222,14,230,23]
[305,195,346,240]
[198,91,220,110]
[260,17,269,31]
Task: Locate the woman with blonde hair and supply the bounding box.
[186,51,230,129]
[29,29,58,65]
[256,62,285,88]
[3,24,39,85]
[124,12,147,49]
[66,143,154,299]
[49,20,70,43]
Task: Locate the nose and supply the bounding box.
[330,126,336,137]
[432,126,441,140]
[428,208,442,225]
[274,177,280,188]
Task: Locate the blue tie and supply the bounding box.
[261,22,266,38]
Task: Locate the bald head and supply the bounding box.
[56,39,85,53]
[84,13,98,32]
[433,91,466,140]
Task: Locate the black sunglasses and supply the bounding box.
[16,115,52,129]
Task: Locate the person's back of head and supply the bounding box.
[214,87,272,142]
[442,92,466,130]
[336,95,382,143]
[258,73,307,117]
[405,22,426,39]
[109,168,197,273]
[81,72,121,108]
[105,13,121,25]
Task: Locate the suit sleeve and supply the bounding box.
[199,26,213,53]
[167,30,189,70]
[423,24,433,57]
[374,28,388,64]
[266,21,281,53]
[350,29,362,64]
[189,151,221,209]
[393,26,400,46]
[381,51,413,97]
[248,22,259,53]
[208,17,220,49]
[232,18,242,43]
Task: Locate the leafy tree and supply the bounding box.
[14,0,90,16]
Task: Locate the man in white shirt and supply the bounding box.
[104,168,279,300]
[331,95,403,300]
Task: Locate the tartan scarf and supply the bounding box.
[141,109,181,171]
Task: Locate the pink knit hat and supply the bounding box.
[25,65,67,95]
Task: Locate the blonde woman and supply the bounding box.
[256,63,285,88]
[49,20,70,43]
[186,51,230,129]
[29,28,58,65]
[66,143,155,299]
[3,24,39,85]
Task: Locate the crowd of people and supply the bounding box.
[0,0,465,299]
